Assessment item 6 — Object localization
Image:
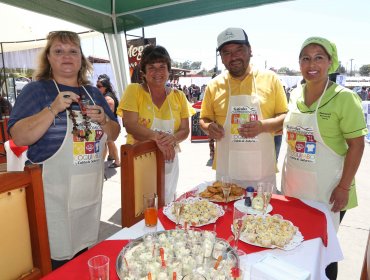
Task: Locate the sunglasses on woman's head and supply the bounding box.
[47,30,79,39]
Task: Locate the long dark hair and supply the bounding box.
[97,76,119,117]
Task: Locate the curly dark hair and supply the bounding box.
[140,45,172,74]
[97,74,110,81]
[97,77,114,93]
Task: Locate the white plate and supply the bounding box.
[234,199,273,215]
[196,181,244,203]
[163,197,225,227]
[239,227,303,251]
[231,215,304,251]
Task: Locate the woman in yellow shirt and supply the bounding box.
[117,45,194,203]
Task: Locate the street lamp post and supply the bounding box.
[350,58,354,76]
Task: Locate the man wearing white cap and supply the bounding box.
[200,27,288,188]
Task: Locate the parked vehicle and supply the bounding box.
[15,77,30,92]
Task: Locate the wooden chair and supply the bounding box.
[0,164,51,279]
[361,231,370,280]
[121,140,165,228]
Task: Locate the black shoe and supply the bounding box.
[107,156,114,161]
[109,162,120,168]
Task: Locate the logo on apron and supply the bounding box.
[231,105,258,143]
[286,125,316,163]
[72,111,102,165]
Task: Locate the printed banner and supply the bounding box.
[127,37,156,83]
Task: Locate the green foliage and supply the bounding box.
[277,67,300,76]
[0,68,33,78]
[190,61,202,70]
[338,65,346,74]
[338,61,346,74]
[172,60,202,70]
[359,64,370,76]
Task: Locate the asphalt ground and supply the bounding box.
[99,126,370,280]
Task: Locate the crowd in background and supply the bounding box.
[164,83,207,103]
[358,86,370,101]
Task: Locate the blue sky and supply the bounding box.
[83,0,369,72]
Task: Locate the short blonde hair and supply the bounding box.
[33,31,92,85]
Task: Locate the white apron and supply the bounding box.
[216,72,276,189]
[282,80,343,230]
[40,82,107,259]
[148,86,179,204]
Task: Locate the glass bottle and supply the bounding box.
[251,185,264,211]
[244,186,254,207]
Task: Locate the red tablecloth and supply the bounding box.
[42,194,327,279]
[158,194,327,253]
[42,240,129,280]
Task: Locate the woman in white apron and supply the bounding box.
[281,37,367,280]
[118,45,195,204]
[8,31,120,269]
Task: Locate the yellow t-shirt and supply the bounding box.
[117,83,195,144]
[200,69,288,170]
[200,69,288,126]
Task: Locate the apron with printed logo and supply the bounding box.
[216,72,276,188]
[148,86,179,204]
[40,81,107,259]
[282,80,342,230]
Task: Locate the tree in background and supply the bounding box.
[277,67,300,76]
[359,65,370,76]
[172,60,202,70]
[337,61,346,74]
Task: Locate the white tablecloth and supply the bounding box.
[4,140,27,171]
[108,199,343,280]
[242,200,343,279]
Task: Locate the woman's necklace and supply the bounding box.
[68,90,92,141]
[52,79,92,140]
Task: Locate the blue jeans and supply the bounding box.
[274,135,282,161]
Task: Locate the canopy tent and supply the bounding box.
[0,0,292,94]
[0,4,93,46]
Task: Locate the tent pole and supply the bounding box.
[0,43,9,100]
[103,33,130,98]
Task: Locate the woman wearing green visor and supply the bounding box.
[281,37,367,279]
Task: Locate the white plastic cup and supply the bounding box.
[88,255,110,280]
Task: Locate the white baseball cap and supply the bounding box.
[217,27,249,52]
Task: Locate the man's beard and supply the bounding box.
[227,60,248,78]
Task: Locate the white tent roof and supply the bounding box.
[0,3,130,94]
[0,3,96,52]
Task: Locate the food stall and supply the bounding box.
[191,101,209,142]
